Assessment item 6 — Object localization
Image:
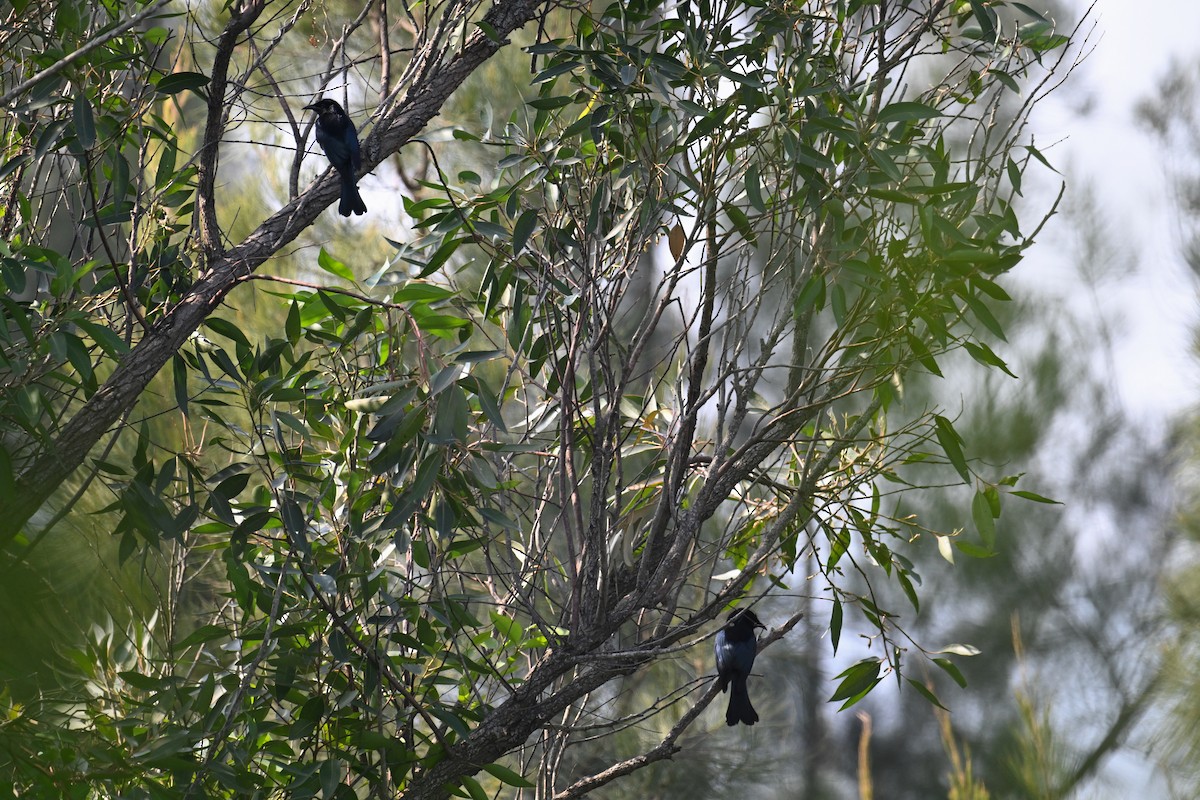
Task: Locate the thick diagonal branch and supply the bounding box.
[0,0,546,545]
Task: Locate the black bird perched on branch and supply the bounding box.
[303,98,367,217]
[715,608,766,726]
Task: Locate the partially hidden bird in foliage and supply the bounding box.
[714,608,766,726]
[303,98,367,217]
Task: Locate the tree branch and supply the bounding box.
[0,0,547,546]
[551,610,804,799]
[195,0,266,259]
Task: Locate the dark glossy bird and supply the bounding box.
[714,608,766,726]
[303,98,367,217]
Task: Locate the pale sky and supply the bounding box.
[1023,0,1200,419]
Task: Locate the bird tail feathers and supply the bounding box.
[725,678,759,726]
[339,173,367,217]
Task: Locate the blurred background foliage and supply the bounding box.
[2,0,1198,797]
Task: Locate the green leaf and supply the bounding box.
[75,318,130,356]
[476,19,502,42]
[1024,144,1058,174]
[869,147,903,182]
[527,95,574,110]
[319,760,344,798]
[318,248,356,283]
[830,597,842,655]
[1006,157,1023,196]
[460,777,489,800]
[59,331,96,394]
[73,93,95,149]
[829,659,881,706]
[279,494,309,554]
[490,611,523,644]
[795,274,825,313]
[0,153,30,183]
[213,472,250,500]
[429,364,460,397]
[961,292,1006,340]
[933,657,969,688]
[173,355,189,415]
[456,349,503,364]
[876,101,943,126]
[906,677,947,710]
[477,507,519,531]
[286,299,301,345]
[512,208,538,255]
[118,670,166,691]
[393,282,455,304]
[968,0,997,41]
[429,707,472,739]
[954,540,995,559]
[963,340,1017,378]
[1011,489,1061,505]
[432,385,469,443]
[725,203,756,244]
[482,763,535,789]
[971,489,996,550]
[419,235,469,278]
[897,568,920,612]
[745,165,766,212]
[205,317,251,348]
[907,334,942,377]
[0,447,13,502]
[462,375,507,432]
[970,275,1012,301]
[177,624,232,649]
[1012,2,1049,22]
[933,415,970,483]
[156,71,210,96]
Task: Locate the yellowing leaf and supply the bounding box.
[668,223,685,261]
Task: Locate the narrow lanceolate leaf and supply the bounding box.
[934,658,969,688]
[745,164,766,212]
[830,597,843,655]
[971,489,996,550]
[512,208,538,255]
[933,415,970,483]
[906,677,947,710]
[830,659,882,703]
[482,763,535,788]
[460,776,488,800]
[963,340,1018,379]
[155,71,211,96]
[73,93,96,149]
[318,248,356,283]
[876,101,943,126]
[1011,489,1062,504]
[172,354,188,416]
[968,0,998,41]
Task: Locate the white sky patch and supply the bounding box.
[1013,0,1200,419]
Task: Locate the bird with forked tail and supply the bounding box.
[303,98,367,217]
[715,608,766,726]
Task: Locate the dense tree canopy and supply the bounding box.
[0,0,1076,796]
